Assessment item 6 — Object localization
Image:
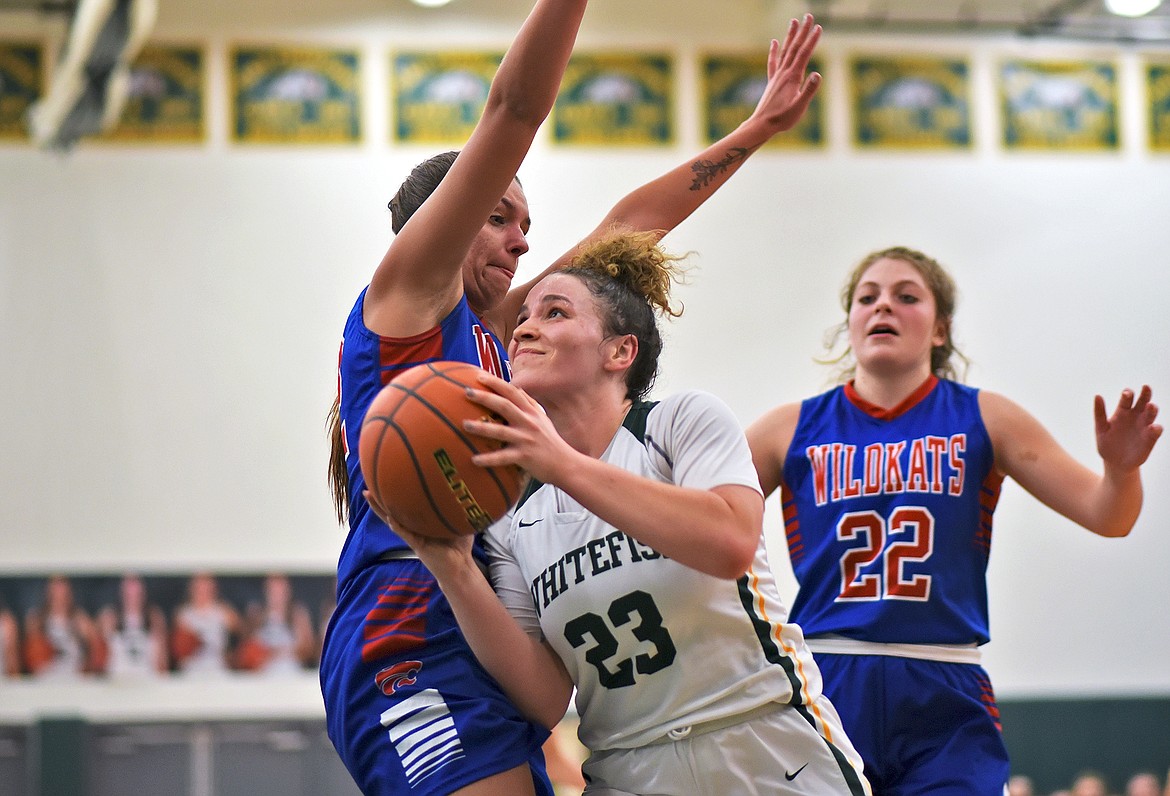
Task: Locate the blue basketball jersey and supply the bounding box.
[334,287,509,587]
[781,377,1002,646]
[323,288,553,796]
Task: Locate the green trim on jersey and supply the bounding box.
[516,401,659,510]
[736,575,806,707]
[737,576,870,796]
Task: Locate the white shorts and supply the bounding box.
[581,699,871,795]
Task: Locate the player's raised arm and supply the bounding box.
[365,0,590,334]
[489,13,822,340]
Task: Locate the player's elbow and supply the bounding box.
[710,530,759,580]
[1090,520,1135,539]
[709,489,765,578]
[533,702,569,732]
[519,682,572,731]
[483,87,551,133]
[1087,501,1141,538]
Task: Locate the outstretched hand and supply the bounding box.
[1094,385,1162,472]
[749,13,823,135]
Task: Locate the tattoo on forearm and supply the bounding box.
[689,147,749,190]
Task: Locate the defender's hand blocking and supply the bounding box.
[748,13,823,135]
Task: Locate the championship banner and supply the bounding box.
[0,41,43,142]
[392,51,502,144]
[101,44,205,143]
[1000,59,1118,151]
[701,53,824,148]
[850,55,971,150]
[552,52,673,147]
[230,45,361,145]
[1148,61,1170,153]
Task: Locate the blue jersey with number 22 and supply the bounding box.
[781,377,1002,646]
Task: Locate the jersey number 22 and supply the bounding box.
[836,506,935,602]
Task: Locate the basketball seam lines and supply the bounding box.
[363,362,517,536]
[377,366,515,505]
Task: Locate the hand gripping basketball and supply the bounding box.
[359,361,524,538]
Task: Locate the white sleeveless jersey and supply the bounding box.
[254,613,303,675]
[106,611,162,679]
[485,391,828,752]
[177,605,230,675]
[40,614,85,678]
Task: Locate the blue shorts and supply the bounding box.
[321,559,553,796]
[815,653,1009,796]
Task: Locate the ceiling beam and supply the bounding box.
[0,0,77,13]
[1018,0,1098,35]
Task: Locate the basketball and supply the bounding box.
[170,625,203,662]
[359,361,524,538]
[86,634,110,674]
[233,638,272,671]
[23,632,55,674]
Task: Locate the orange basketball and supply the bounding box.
[359,361,524,538]
[170,625,203,662]
[233,638,272,671]
[86,634,110,674]
[23,632,55,674]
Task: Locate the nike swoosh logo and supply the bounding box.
[518,519,543,528]
[784,763,808,781]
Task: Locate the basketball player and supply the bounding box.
[236,572,316,676]
[172,570,242,677]
[379,230,871,795]
[98,572,168,679]
[0,603,20,679]
[23,573,104,678]
[745,247,1162,794]
[320,1,824,793]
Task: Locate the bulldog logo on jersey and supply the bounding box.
[375,660,423,695]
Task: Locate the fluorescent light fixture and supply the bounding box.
[1104,0,1163,16]
[410,0,453,6]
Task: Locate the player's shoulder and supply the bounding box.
[638,390,755,462]
[757,384,842,432]
[640,390,742,436]
[748,400,803,433]
[800,382,848,408]
[650,388,735,418]
[974,388,1029,434]
[935,376,982,400]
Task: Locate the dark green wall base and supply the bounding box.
[1001,696,1170,794]
[31,716,88,796]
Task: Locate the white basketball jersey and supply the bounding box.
[485,391,827,752]
[106,611,161,679]
[40,614,85,678]
[177,605,230,675]
[255,613,302,675]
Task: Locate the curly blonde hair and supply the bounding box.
[564,228,689,400]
